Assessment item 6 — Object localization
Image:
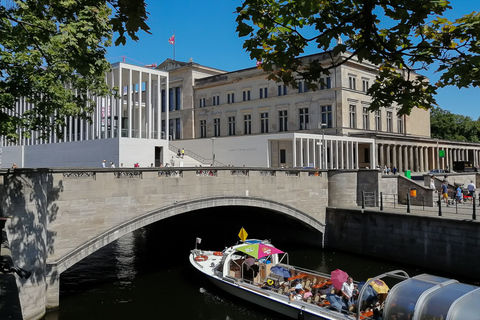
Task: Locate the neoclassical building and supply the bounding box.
[1,52,479,170]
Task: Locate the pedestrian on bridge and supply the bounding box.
[467,180,476,197]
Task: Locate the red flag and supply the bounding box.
[168,34,175,45]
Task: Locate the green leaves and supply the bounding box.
[0,0,150,141]
[236,0,480,115]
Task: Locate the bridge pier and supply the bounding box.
[2,171,50,320]
[46,267,60,309]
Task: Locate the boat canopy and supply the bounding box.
[384,274,480,320]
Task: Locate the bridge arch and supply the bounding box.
[49,196,325,275]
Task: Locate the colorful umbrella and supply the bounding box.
[270,266,291,278]
[367,278,389,294]
[330,269,348,290]
[236,243,284,259]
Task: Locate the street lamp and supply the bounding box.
[211,137,216,166]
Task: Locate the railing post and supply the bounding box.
[473,193,477,220]
[362,191,365,209]
[438,192,442,217]
[380,192,383,211]
[407,193,411,213]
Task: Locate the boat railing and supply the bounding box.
[355,270,410,320]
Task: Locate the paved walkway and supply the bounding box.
[359,201,480,222]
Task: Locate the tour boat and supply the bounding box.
[189,238,480,320]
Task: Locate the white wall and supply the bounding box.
[0,145,24,168]
[119,138,168,168]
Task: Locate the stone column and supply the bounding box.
[392,145,397,169]
[386,145,391,169]
[419,146,424,172]
[409,145,414,172]
[340,140,344,169]
[424,147,429,172]
[398,145,403,172]
[379,144,384,168]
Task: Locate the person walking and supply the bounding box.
[441,180,449,206]
[467,180,476,197]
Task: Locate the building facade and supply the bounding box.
[1,53,479,170]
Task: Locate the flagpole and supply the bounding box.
[173,30,176,61]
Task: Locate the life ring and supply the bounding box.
[194,255,208,262]
[213,251,223,256]
[267,279,274,286]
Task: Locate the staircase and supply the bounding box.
[168,144,225,167]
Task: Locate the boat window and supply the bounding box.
[416,282,478,320]
[383,278,436,319]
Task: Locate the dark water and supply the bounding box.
[42,207,478,320]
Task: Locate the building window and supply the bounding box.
[362,79,369,93]
[299,108,309,130]
[259,87,268,99]
[321,105,332,128]
[161,89,166,112]
[214,118,220,137]
[277,85,287,96]
[175,87,181,110]
[227,92,235,104]
[200,120,206,138]
[212,95,220,106]
[280,149,286,164]
[397,115,404,134]
[321,77,331,90]
[349,105,356,128]
[199,98,206,108]
[387,111,393,132]
[298,81,309,93]
[279,110,288,132]
[244,114,251,134]
[175,118,181,138]
[243,89,251,101]
[375,110,381,131]
[169,88,174,111]
[228,116,236,136]
[260,112,269,133]
[349,76,356,90]
[363,107,369,130]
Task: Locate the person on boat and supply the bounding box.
[341,276,356,307]
[287,280,303,301]
[302,288,312,301]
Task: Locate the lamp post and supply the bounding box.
[211,137,216,166]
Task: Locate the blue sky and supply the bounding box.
[106,0,479,119]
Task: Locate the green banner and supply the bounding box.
[439,150,445,158]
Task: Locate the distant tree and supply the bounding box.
[236,0,480,116]
[0,0,150,141]
[430,107,480,142]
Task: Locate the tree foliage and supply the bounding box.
[236,0,480,116]
[0,0,149,141]
[430,107,480,142]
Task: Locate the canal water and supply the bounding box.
[41,207,476,320]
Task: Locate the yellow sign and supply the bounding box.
[238,227,248,242]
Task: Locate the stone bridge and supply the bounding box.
[0,167,377,320]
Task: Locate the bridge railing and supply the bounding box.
[0,166,330,179]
